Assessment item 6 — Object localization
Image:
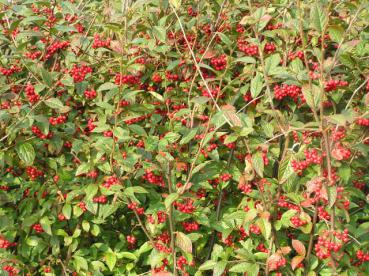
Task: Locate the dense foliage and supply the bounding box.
[1,0,369,275]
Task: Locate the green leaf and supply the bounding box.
[230,263,259,275]
[82,220,90,232]
[250,72,264,98]
[199,260,217,270]
[26,236,41,246]
[105,252,116,271]
[40,216,52,235]
[98,82,118,92]
[44,98,70,113]
[62,204,72,219]
[301,84,316,110]
[128,124,147,137]
[153,26,166,43]
[176,232,192,253]
[310,4,326,32]
[217,32,232,46]
[73,256,88,272]
[213,260,227,276]
[256,218,271,240]
[180,128,197,145]
[252,152,264,177]
[85,184,99,200]
[328,26,344,43]
[40,67,53,87]
[264,54,281,76]
[278,156,294,184]
[76,163,90,176]
[328,186,337,208]
[165,193,179,210]
[16,142,35,165]
[233,56,256,64]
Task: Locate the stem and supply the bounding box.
[166,166,177,276]
[205,149,234,260]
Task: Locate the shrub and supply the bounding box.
[0,0,369,275]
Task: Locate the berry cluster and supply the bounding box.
[32,223,44,233]
[249,224,261,235]
[152,73,162,83]
[332,127,346,141]
[331,143,351,161]
[124,115,149,125]
[84,89,97,99]
[274,84,302,101]
[288,51,304,61]
[70,64,92,83]
[318,206,331,221]
[25,83,40,104]
[324,79,348,92]
[210,54,227,70]
[102,176,120,188]
[49,115,67,125]
[114,73,140,86]
[182,221,199,232]
[0,65,21,76]
[356,118,369,127]
[126,235,136,244]
[257,243,268,253]
[292,148,323,175]
[237,38,258,56]
[148,211,167,224]
[165,71,180,81]
[274,257,287,270]
[45,41,69,59]
[0,237,16,249]
[143,170,165,187]
[314,229,349,259]
[264,42,276,54]
[176,256,188,271]
[58,214,66,221]
[356,250,369,265]
[92,34,111,49]
[78,202,87,212]
[219,173,232,182]
[290,216,307,227]
[26,166,44,180]
[2,265,18,276]
[93,195,107,204]
[31,126,53,139]
[174,198,195,214]
[128,202,144,215]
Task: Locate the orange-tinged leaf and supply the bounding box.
[292,239,306,256]
[279,246,291,255]
[267,253,282,272]
[291,255,305,270]
[152,270,172,276]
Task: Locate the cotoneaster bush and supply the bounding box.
[0,0,369,275]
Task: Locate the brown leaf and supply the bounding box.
[176,161,188,171]
[177,182,192,195]
[202,50,217,59]
[292,239,306,256]
[267,253,282,272]
[243,159,255,181]
[221,104,242,127]
[291,255,305,270]
[110,40,124,54]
